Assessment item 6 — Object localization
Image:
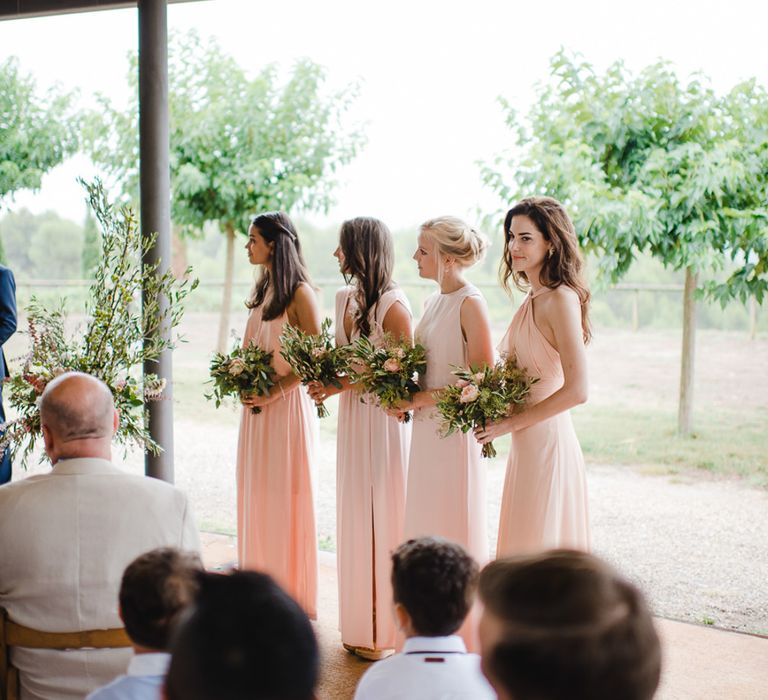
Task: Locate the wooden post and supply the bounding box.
[678,267,698,436]
[217,223,236,354]
[139,0,173,482]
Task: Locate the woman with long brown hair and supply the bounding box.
[236,211,321,618]
[308,216,412,660]
[474,196,591,556]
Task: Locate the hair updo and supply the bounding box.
[420,216,489,268]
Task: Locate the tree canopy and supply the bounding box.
[87,31,364,349]
[0,57,80,205]
[481,50,768,304]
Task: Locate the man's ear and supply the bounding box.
[112,408,119,435]
[42,423,54,455]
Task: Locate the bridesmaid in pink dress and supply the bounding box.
[236,212,321,619]
[474,197,591,557]
[390,216,494,650]
[308,217,413,660]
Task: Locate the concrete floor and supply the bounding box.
[200,532,768,700]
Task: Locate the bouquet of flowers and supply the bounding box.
[207,342,275,415]
[0,180,196,466]
[279,318,347,418]
[346,334,427,423]
[436,356,538,458]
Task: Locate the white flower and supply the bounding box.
[228,358,246,376]
[459,384,479,403]
[473,372,485,383]
[383,358,401,372]
[394,347,406,359]
[455,378,470,388]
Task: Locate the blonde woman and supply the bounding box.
[389,216,493,649]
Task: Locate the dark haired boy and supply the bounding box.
[165,570,319,700]
[86,548,202,700]
[354,537,495,700]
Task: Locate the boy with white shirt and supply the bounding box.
[87,548,203,700]
[354,537,496,700]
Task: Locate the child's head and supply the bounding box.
[119,547,203,651]
[165,570,319,700]
[478,550,661,700]
[391,537,479,637]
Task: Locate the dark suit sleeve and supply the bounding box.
[0,267,17,347]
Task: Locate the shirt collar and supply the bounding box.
[50,458,120,476]
[403,635,467,654]
[127,652,171,677]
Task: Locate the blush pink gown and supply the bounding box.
[335,286,412,652]
[496,287,590,557]
[403,284,489,649]
[236,304,319,619]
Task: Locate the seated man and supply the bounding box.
[86,547,203,700]
[164,570,319,700]
[0,372,200,700]
[478,550,662,700]
[354,537,495,700]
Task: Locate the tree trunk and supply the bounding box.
[677,267,698,436]
[170,224,189,279]
[749,296,757,341]
[217,223,236,353]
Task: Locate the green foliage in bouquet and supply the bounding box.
[347,333,427,423]
[280,318,347,418]
[436,357,538,458]
[207,341,275,415]
[1,179,197,466]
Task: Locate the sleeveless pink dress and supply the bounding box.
[335,286,412,651]
[236,304,319,619]
[496,287,590,556]
[404,284,489,649]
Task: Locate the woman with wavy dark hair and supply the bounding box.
[474,196,591,557]
[308,216,412,659]
[236,211,321,619]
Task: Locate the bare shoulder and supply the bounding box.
[460,293,489,315]
[543,286,581,314]
[291,282,317,306]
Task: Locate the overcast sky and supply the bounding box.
[1,0,766,230]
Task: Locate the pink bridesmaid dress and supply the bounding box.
[236,305,319,619]
[404,284,489,649]
[496,287,590,557]
[336,286,412,652]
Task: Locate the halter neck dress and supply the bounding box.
[496,287,590,556]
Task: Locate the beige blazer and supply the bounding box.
[0,458,200,700]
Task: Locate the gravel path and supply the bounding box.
[82,415,765,636]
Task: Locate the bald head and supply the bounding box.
[40,372,116,445]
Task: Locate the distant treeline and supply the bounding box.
[1,208,762,333]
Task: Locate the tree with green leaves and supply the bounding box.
[87,32,364,351]
[0,57,80,206]
[482,51,768,435]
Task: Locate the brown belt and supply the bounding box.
[4,622,130,650]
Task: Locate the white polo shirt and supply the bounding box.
[353,635,496,700]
